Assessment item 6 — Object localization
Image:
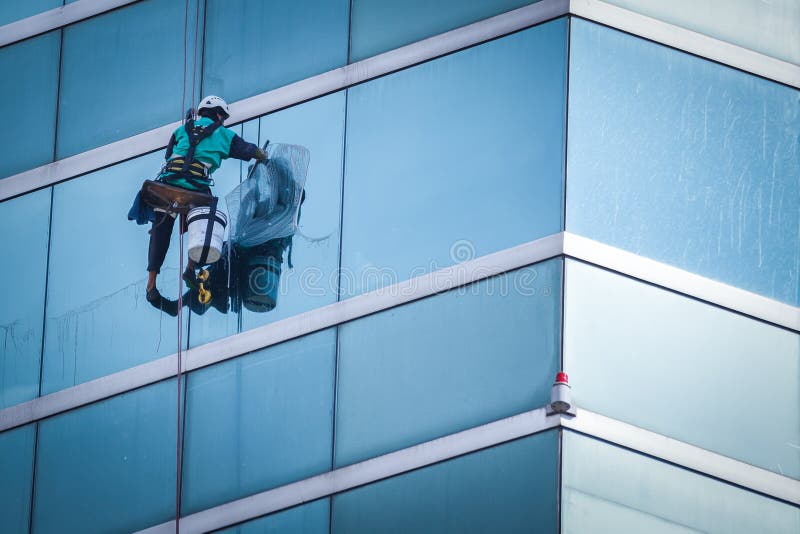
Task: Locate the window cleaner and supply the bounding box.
[127,95,267,314]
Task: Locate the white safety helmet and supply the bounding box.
[197,95,230,119]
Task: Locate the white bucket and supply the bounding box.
[187,206,228,264]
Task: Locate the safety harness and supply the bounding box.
[162,118,222,190]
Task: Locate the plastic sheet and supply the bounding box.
[225,143,310,247]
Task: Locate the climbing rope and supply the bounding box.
[174,0,192,531]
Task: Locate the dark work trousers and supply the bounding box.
[147,211,176,273]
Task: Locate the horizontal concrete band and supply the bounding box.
[0,0,141,47]
[0,232,796,435]
[136,406,800,533]
[2,0,798,202]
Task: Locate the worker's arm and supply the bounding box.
[164,133,177,159]
[229,135,267,161]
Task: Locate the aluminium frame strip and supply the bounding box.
[135,406,800,533]
[2,0,799,202]
[0,232,796,435]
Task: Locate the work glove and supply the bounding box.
[254,148,268,162]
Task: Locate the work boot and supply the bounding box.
[146,288,179,317]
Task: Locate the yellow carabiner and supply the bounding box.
[197,269,211,303]
[198,285,211,304]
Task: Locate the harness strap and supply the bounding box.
[166,158,208,178]
[198,196,218,265]
[180,119,222,174]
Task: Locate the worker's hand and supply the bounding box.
[254,148,268,162]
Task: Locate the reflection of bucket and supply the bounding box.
[243,255,281,312]
[187,207,227,264]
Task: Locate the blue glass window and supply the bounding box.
[182,330,335,514]
[57,0,202,158]
[332,431,559,533]
[0,31,59,178]
[563,259,800,479]
[342,19,567,296]
[562,431,800,533]
[350,0,535,61]
[566,19,800,305]
[217,499,329,533]
[33,381,178,533]
[335,260,562,467]
[188,93,345,347]
[203,0,349,103]
[0,189,50,408]
[41,153,183,394]
[0,0,61,27]
[0,425,35,534]
[241,93,345,331]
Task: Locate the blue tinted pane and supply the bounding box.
[57,0,203,158]
[241,94,345,330]
[0,0,61,26]
[0,425,35,534]
[42,153,184,394]
[187,94,345,347]
[342,20,566,296]
[564,260,800,479]
[203,0,349,103]
[567,19,800,305]
[218,499,329,534]
[335,260,561,467]
[0,190,50,408]
[350,0,534,61]
[183,330,335,514]
[562,431,800,533]
[34,381,177,533]
[0,32,59,178]
[332,431,558,533]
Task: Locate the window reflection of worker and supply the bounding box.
[146,95,267,313]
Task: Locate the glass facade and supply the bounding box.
[33,381,178,533]
[0,424,35,534]
[203,0,349,103]
[218,499,330,533]
[562,431,800,533]
[41,152,182,394]
[567,19,800,305]
[57,0,202,158]
[1,1,798,532]
[0,189,50,408]
[332,431,559,533]
[563,259,800,479]
[0,31,60,179]
[335,261,561,467]
[349,0,535,61]
[0,1,62,27]
[182,330,336,514]
[342,19,566,295]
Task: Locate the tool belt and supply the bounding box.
[140,179,213,215]
[164,157,208,178]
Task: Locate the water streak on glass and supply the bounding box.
[0,189,50,408]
